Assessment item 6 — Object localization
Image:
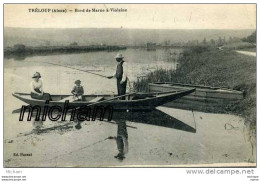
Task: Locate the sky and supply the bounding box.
[4,4,256,29]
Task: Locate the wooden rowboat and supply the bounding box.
[148,82,245,112]
[12,89,195,112]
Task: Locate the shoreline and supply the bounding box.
[134,46,256,136]
[4,45,127,60]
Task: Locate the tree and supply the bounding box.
[210,39,216,46]
[70,42,78,46]
[242,31,256,43]
[202,38,207,45]
[228,36,233,43]
[218,37,223,46]
[223,36,226,44]
[13,44,26,52]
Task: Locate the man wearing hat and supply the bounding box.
[107,53,128,99]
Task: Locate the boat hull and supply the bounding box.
[148,83,244,112]
[12,89,195,112]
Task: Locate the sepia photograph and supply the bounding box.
[3,4,256,168]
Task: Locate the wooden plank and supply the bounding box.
[149,83,244,100]
[57,96,75,102]
[88,97,104,103]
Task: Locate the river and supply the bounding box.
[3,48,255,167]
[4,48,181,95]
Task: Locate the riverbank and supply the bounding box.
[4,45,126,60]
[134,47,256,137]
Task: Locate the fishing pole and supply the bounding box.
[30,60,134,91]
[29,61,108,78]
[29,61,136,129]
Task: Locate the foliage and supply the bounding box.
[242,31,256,43]
[134,47,256,135]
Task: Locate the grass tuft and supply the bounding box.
[134,46,256,136]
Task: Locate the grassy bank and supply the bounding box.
[134,46,256,134]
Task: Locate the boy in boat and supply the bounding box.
[71,80,84,101]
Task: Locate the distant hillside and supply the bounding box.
[4,27,255,47]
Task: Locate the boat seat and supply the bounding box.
[57,96,75,102]
[89,97,104,103]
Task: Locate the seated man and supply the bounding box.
[71,80,84,101]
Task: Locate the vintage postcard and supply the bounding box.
[3,4,256,167]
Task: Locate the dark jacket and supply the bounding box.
[116,61,124,80]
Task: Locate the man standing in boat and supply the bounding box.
[107,53,128,100]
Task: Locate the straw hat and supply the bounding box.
[114,53,124,59]
[75,80,81,84]
[32,72,41,78]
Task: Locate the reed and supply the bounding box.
[134,68,176,92]
[134,46,256,136]
[134,46,211,92]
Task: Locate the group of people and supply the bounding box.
[30,53,129,160]
[30,53,128,101]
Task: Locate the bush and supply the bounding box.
[13,44,26,52]
[242,31,256,43]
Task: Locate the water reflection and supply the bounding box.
[112,109,196,133]
[4,48,182,95]
[114,120,128,160]
[13,108,196,133]
[5,53,27,61]
[111,109,196,161]
[5,48,182,62]
[12,107,196,161]
[4,50,124,61]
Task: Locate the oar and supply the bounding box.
[74,92,137,130]
[86,92,136,107]
[75,92,136,111]
[29,61,108,78]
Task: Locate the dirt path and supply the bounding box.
[235,50,256,57]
